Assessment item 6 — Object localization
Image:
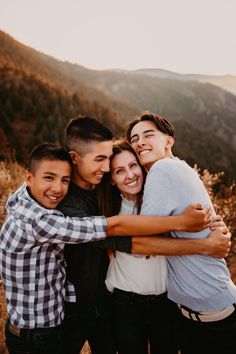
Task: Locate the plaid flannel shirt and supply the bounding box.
[0,183,107,328]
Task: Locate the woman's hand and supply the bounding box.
[202,228,231,258]
[210,215,229,232]
[180,203,212,232]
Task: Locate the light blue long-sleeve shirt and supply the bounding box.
[141,157,236,311]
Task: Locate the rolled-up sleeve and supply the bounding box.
[90,236,132,253]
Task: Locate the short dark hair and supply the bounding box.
[126,111,175,142]
[65,116,113,154]
[28,143,72,173]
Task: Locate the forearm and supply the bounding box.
[131,236,210,256]
[106,214,185,236]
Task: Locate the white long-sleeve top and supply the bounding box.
[105,196,167,295]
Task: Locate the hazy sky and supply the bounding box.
[1,0,236,75]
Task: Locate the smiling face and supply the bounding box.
[70,140,113,190]
[111,150,143,201]
[25,159,71,209]
[130,120,174,170]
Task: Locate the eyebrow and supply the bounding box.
[95,154,113,159]
[112,159,137,171]
[112,166,125,172]
[130,129,155,140]
[43,172,70,178]
[43,172,57,176]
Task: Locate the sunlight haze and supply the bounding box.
[1,0,236,75]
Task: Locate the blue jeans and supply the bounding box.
[178,307,236,354]
[110,288,180,354]
[5,320,63,354]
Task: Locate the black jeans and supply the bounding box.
[178,307,236,354]
[62,302,116,354]
[110,288,180,354]
[5,320,63,354]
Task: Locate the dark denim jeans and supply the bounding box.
[5,320,63,354]
[62,302,116,354]
[179,307,236,354]
[110,288,180,354]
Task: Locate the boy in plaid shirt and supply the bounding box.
[0,143,109,354]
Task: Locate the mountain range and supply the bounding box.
[0,30,235,181]
[129,68,236,96]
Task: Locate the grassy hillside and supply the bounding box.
[0,31,137,120]
[0,30,235,180]
[173,119,235,174]
[0,32,123,163]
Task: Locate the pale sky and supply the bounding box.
[1,0,236,75]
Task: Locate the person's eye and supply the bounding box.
[131,138,138,144]
[62,179,70,185]
[130,163,137,168]
[145,134,154,138]
[115,169,124,175]
[44,176,53,181]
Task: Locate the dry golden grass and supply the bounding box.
[0,162,235,353]
[0,161,24,354]
[195,166,236,282]
[196,166,236,234]
[0,280,8,354]
[0,161,24,226]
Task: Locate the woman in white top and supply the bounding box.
[99,140,179,354]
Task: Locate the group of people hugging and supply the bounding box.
[0,111,235,354]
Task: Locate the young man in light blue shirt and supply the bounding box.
[127,111,236,354]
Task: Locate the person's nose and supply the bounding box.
[126,169,135,179]
[100,160,110,173]
[51,180,63,193]
[137,136,146,147]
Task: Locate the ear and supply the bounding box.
[69,151,80,165]
[25,170,33,188]
[166,136,175,149]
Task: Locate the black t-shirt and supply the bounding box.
[58,182,132,309]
